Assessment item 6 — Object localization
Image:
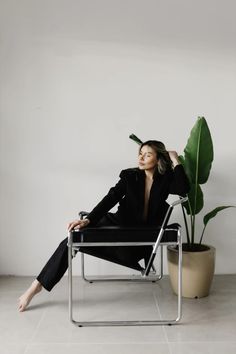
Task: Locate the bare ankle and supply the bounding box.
[18,280,43,312]
[32,279,42,293]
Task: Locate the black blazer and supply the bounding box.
[87,164,190,227]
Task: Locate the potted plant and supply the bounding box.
[129,117,234,298]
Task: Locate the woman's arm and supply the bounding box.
[86,171,126,225]
[68,170,128,230]
[168,151,190,196]
[168,150,181,168]
[68,171,126,230]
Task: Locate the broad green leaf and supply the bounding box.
[178,155,192,184]
[184,117,214,185]
[203,206,235,226]
[184,183,204,215]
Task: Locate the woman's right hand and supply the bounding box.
[67,218,90,232]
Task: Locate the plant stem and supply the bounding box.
[193,122,202,245]
[187,198,194,245]
[192,214,195,246]
[181,203,190,244]
[199,225,206,245]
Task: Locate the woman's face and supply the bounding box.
[138,145,158,171]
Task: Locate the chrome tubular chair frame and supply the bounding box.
[68,197,187,327]
[80,212,162,283]
[80,248,163,284]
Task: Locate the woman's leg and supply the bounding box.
[18,279,43,312]
[18,213,116,312]
[80,213,148,271]
[18,237,69,311]
[18,213,149,311]
[36,238,69,291]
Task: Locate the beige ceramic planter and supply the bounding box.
[167,244,216,298]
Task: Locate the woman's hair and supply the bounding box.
[139,140,172,175]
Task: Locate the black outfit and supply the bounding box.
[37,165,189,291]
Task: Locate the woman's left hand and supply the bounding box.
[168,151,180,167]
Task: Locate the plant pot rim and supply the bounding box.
[167,244,216,254]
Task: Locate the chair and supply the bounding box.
[68,196,187,327]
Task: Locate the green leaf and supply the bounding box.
[184,183,204,215]
[179,155,203,216]
[129,134,143,145]
[178,155,193,183]
[203,206,235,226]
[184,117,214,185]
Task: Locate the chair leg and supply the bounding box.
[68,232,73,324]
[176,227,182,322]
[81,252,93,283]
[68,243,182,326]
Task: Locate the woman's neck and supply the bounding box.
[144,168,155,180]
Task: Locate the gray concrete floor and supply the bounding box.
[0,275,236,354]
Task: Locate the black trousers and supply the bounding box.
[37,213,152,291]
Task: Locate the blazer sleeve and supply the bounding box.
[86,170,127,225]
[168,164,190,196]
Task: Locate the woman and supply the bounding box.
[18,140,189,312]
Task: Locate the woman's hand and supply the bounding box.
[67,218,90,232]
[168,151,180,168]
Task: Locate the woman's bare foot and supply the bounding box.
[18,279,43,312]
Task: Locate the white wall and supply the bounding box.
[0,0,235,276]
